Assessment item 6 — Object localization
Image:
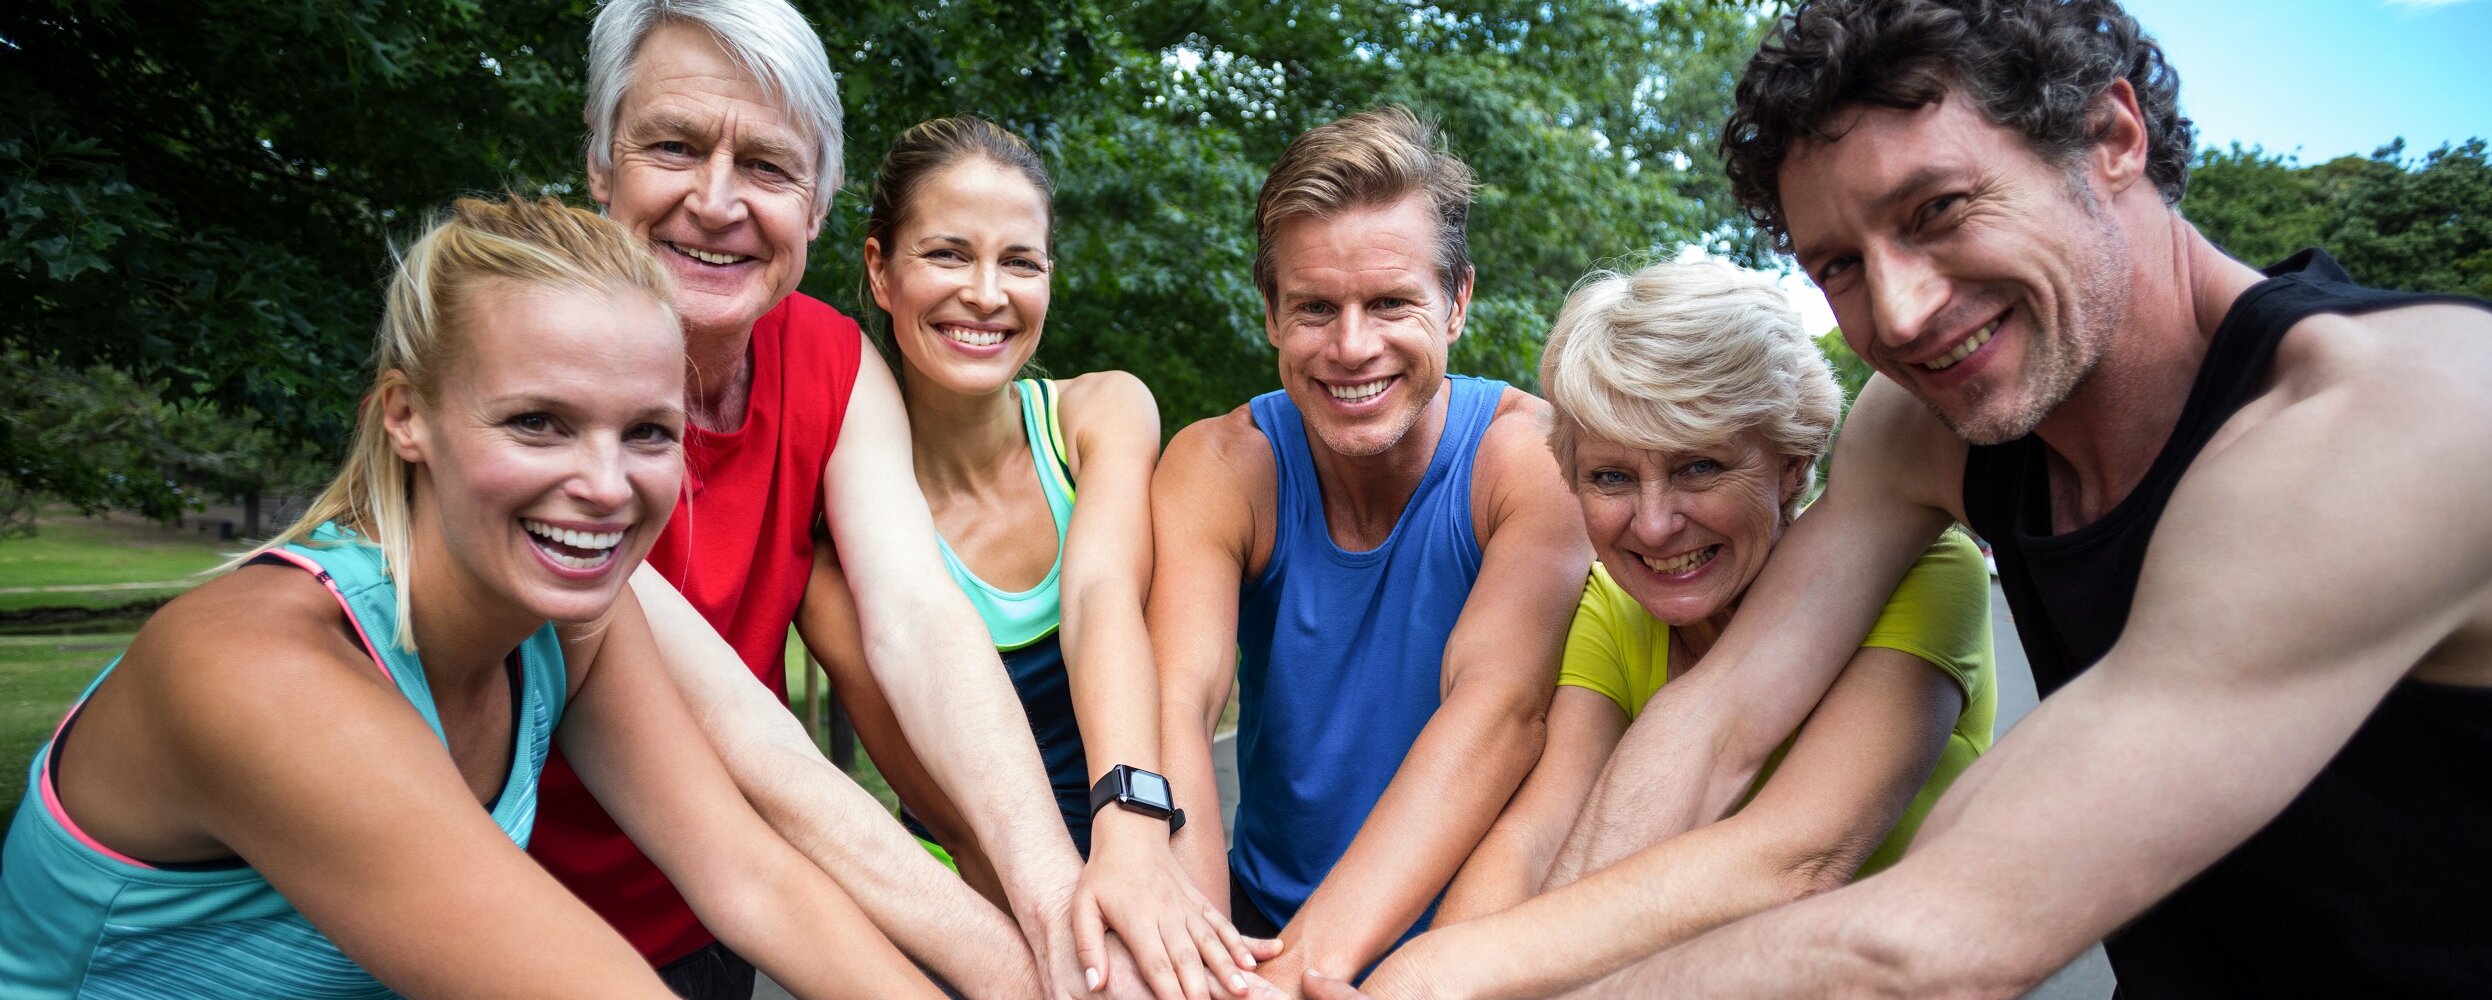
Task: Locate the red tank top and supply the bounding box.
[528,292,863,965]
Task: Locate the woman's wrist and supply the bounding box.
[1090,801,1183,857]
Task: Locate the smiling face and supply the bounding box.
[1264,195,1471,460]
[865,157,1052,396]
[1569,428,1811,629]
[1782,95,2129,445]
[587,22,824,344]
[389,281,686,628]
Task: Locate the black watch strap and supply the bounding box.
[1088,765,1184,833]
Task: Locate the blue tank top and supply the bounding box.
[906,379,1095,854]
[1230,375,1500,932]
[0,524,567,998]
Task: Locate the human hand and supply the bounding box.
[1300,970,1371,1000]
[1077,808,1284,1000]
[1325,946,1451,1000]
[1013,875,1094,1000]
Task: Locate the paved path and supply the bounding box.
[0,579,193,594]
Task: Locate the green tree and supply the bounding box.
[5,0,1776,522]
[2183,138,2491,298]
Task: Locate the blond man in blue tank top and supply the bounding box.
[1151,107,1593,998]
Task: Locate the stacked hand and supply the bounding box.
[1075,808,1287,1000]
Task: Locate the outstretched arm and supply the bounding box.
[562,591,943,1000]
[139,579,676,998]
[1057,373,1279,1000]
[1361,645,1960,1000]
[1259,401,1591,993]
[1146,413,1267,911]
[825,351,1093,998]
[1429,687,1627,926]
[634,564,1045,999]
[1575,349,2492,997]
[1544,378,1957,888]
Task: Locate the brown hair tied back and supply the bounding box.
[860,116,1054,356]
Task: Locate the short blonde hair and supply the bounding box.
[1539,258,1839,520]
[239,195,677,650]
[1252,106,1475,312]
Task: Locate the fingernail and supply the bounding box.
[1230,973,1248,992]
[1242,951,1258,969]
[1085,967,1103,992]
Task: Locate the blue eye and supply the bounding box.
[509,413,555,434]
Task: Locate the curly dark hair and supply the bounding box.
[1721,0,2193,248]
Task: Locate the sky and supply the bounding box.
[1777,0,2492,335]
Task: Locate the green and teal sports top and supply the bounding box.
[0,524,567,998]
[915,378,1098,852]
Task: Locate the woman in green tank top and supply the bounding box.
[793,117,1279,1000]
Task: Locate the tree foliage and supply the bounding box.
[2185,139,2492,299]
[3,0,1775,525]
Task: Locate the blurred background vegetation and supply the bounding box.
[2,0,2486,540]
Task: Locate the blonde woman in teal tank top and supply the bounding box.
[792,117,1280,1000]
[0,198,942,999]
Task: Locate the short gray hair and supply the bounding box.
[585,0,847,198]
[1539,258,1840,520]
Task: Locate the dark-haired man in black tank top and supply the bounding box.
[1305,3,2492,999]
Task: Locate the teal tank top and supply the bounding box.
[914,379,1097,851]
[0,523,567,998]
[933,378,1076,649]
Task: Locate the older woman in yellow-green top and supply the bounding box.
[1336,258,1995,1000]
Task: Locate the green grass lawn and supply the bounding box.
[0,633,127,806]
[0,512,238,613]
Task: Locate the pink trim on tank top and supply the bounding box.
[37,546,394,869]
[39,716,156,869]
[252,547,393,683]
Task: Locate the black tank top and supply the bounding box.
[1962,249,2492,999]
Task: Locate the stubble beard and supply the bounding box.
[1935,192,2129,446]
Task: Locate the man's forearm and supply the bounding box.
[632,569,1041,995]
[1286,690,1546,976]
[868,588,1087,902]
[1544,679,1766,887]
[1158,690,1232,902]
[1422,812,1838,1000]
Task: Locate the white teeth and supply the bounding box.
[1922,319,1999,371]
[523,519,624,566]
[1638,545,1717,575]
[670,242,748,265]
[938,325,1008,347]
[1327,379,1390,401]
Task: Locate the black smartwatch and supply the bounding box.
[1089,764,1187,833]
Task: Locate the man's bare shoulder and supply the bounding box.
[1473,386,1563,491]
[1163,405,1276,485]
[2201,301,2492,685]
[1158,405,1278,535]
[2258,302,2492,447]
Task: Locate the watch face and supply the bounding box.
[1129,770,1171,809]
